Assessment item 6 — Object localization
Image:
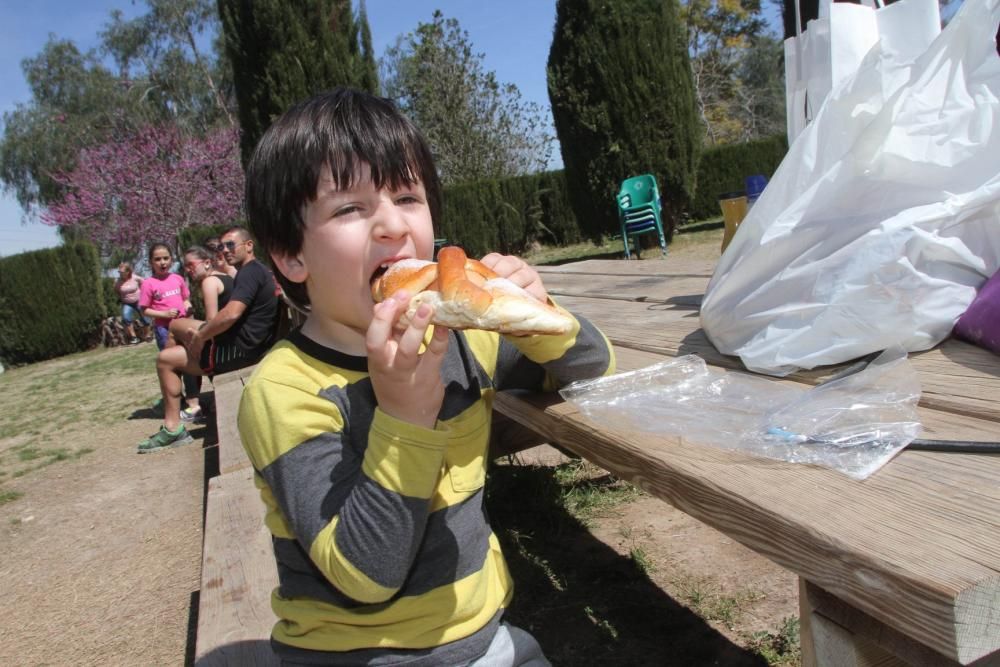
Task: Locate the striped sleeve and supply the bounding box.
[495,307,615,391]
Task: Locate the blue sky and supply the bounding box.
[0,0,780,257]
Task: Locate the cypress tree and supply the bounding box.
[216,0,380,167]
[547,0,700,241]
[357,0,379,94]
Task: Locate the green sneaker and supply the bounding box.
[137,425,194,454]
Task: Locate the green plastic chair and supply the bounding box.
[616,174,667,259]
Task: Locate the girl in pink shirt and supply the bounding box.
[138,243,191,350]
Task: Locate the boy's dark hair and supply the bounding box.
[244,87,442,310]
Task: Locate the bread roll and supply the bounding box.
[371,247,573,335]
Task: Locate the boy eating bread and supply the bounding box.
[238,87,615,666]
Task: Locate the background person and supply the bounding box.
[114,262,149,344]
[171,244,236,423]
[204,235,237,278]
[138,243,191,351]
[137,226,279,453]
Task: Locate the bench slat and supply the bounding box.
[195,467,278,666]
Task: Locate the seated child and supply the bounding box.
[238,87,615,666]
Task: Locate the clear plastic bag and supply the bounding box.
[559,347,922,479]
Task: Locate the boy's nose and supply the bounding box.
[372,202,409,239]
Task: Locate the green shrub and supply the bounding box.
[0,243,105,366]
[177,224,233,253]
[438,136,787,255]
[440,170,581,256]
[690,134,788,221]
[101,277,119,318]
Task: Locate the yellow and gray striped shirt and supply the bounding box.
[238,314,614,665]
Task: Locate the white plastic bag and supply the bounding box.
[702,0,1000,376]
[785,0,941,143]
[559,348,922,480]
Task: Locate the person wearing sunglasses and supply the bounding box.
[205,235,237,278]
[138,226,280,453]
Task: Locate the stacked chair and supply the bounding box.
[616,174,667,259]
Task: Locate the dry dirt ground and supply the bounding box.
[0,229,800,666]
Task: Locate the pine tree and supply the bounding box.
[547,0,700,241]
[216,0,380,166]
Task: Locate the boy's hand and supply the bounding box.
[366,291,449,429]
[479,253,548,303]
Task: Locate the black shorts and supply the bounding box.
[199,338,255,377]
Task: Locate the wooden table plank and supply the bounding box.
[493,387,1000,664]
[555,293,1000,424]
[195,467,278,666]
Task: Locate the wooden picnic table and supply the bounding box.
[492,257,1000,667]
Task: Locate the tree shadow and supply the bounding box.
[486,463,769,666]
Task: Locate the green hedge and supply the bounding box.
[440,137,787,254]
[101,276,119,318]
[689,134,788,221]
[0,243,105,367]
[440,171,581,257]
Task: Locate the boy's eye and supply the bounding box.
[333,205,360,217]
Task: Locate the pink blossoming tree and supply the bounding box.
[41,124,243,254]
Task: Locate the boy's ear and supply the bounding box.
[271,250,308,284]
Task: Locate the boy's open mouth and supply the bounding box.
[370,263,392,286]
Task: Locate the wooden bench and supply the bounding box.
[195,466,278,665]
[211,367,257,475]
[195,364,279,666]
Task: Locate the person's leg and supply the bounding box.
[138,345,205,453]
[182,373,203,420]
[157,345,190,431]
[467,623,550,667]
[169,318,206,416]
[169,317,203,347]
[121,304,138,342]
[154,324,170,350]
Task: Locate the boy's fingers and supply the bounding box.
[395,303,433,362]
[366,299,403,356]
[423,324,449,358]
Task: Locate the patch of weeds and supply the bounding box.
[746,616,801,666]
[17,445,44,462]
[506,529,565,593]
[5,445,93,478]
[0,489,23,506]
[674,575,761,628]
[583,605,619,641]
[554,461,642,526]
[629,544,655,575]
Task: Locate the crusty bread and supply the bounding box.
[371,247,574,335]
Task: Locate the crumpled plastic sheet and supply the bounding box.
[559,347,922,479]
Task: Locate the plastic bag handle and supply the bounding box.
[815,0,886,23]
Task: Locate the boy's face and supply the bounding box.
[277,163,435,350]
